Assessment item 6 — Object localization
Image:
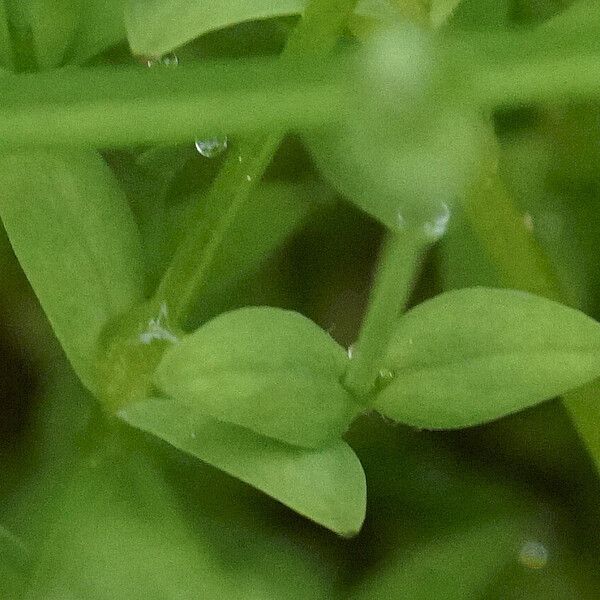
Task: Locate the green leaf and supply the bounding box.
[155,307,359,448]
[0,1,14,70]
[0,149,144,393]
[306,112,479,234]
[374,288,600,429]
[125,0,408,56]
[69,0,126,64]
[305,26,483,234]
[27,0,80,68]
[119,397,366,537]
[126,0,303,57]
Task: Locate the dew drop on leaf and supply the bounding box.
[194,137,228,158]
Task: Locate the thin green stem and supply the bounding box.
[153,0,361,325]
[343,229,426,399]
[0,58,350,148]
[153,134,282,324]
[472,54,600,109]
[463,147,570,304]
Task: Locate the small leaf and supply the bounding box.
[126,0,303,57]
[155,307,360,448]
[69,0,127,64]
[0,1,15,70]
[27,0,80,68]
[125,0,408,57]
[0,149,145,393]
[305,26,482,234]
[119,397,366,537]
[375,288,600,429]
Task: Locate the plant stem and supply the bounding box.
[153,0,361,325]
[464,129,600,475]
[343,229,426,399]
[153,134,282,324]
[0,58,350,148]
[473,54,600,109]
[462,144,569,304]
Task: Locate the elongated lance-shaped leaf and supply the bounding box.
[119,397,366,537]
[27,0,80,69]
[375,288,600,429]
[125,0,407,57]
[69,0,127,64]
[0,149,145,393]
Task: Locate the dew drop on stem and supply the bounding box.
[396,202,451,242]
[143,53,229,158]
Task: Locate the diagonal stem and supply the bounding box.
[343,229,428,399]
[152,0,361,325]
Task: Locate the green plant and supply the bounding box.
[2,0,600,597]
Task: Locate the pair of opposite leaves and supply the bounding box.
[3,150,600,537]
[123,285,600,537]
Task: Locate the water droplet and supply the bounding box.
[347,345,355,359]
[245,174,252,182]
[397,212,407,230]
[139,303,179,345]
[518,541,549,569]
[422,202,450,241]
[146,53,179,68]
[396,203,451,242]
[378,368,395,384]
[523,212,534,232]
[238,155,243,163]
[194,136,228,158]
